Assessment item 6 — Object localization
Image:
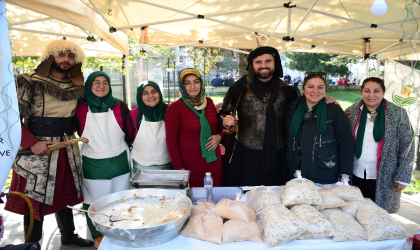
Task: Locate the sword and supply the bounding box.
[17,133,89,156]
[47,133,89,152]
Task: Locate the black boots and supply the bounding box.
[61,233,93,247]
[23,208,93,247]
[56,208,93,247]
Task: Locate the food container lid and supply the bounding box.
[130,169,191,188]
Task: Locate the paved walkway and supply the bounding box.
[0,196,419,249]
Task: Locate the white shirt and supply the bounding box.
[353,109,378,180]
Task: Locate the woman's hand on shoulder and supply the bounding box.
[325,97,340,106]
[205,134,221,151]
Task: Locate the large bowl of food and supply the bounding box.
[88,188,192,248]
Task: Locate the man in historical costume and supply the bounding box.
[5,39,93,247]
[218,46,298,186]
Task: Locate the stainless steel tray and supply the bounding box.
[130,169,191,188]
[88,189,192,248]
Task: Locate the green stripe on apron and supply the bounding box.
[83,151,130,180]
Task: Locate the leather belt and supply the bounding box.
[26,117,74,137]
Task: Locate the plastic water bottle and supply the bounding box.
[204,172,213,189]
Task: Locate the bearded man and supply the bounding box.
[218,46,297,186]
[5,39,93,247]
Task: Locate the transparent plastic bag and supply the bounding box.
[328,211,367,242]
[241,186,283,217]
[248,207,257,223]
[260,204,308,247]
[320,208,342,219]
[355,206,410,242]
[180,213,223,244]
[315,189,347,210]
[323,175,364,202]
[340,200,368,217]
[281,170,323,207]
[214,198,250,222]
[222,220,264,244]
[290,205,334,240]
[190,202,215,217]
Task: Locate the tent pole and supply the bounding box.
[376,58,380,77]
[287,0,292,37]
[118,17,195,31]
[291,0,319,37]
[371,41,400,56]
[365,58,370,79]
[125,55,132,109]
[12,27,88,40]
[87,0,112,27]
[140,28,145,85]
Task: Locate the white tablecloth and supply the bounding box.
[98,235,405,250]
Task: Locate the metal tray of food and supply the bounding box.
[130,169,191,188]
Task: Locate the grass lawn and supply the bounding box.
[208,90,361,111]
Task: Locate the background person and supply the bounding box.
[129,81,172,174]
[74,71,133,247]
[165,68,223,187]
[210,74,223,87]
[285,74,353,184]
[345,77,414,213]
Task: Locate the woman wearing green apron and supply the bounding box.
[129,81,172,174]
[75,71,133,248]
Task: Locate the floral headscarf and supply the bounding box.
[178,68,206,110]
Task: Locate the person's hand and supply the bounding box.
[394,181,406,192]
[30,141,54,156]
[325,97,340,106]
[223,115,238,128]
[205,134,221,151]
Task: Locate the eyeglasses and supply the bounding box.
[305,72,327,78]
[92,80,110,86]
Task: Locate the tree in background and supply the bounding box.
[284,52,355,77]
[218,50,237,74]
[187,47,223,83]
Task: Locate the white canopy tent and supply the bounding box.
[5,0,132,107]
[81,0,420,59]
[6,0,128,57]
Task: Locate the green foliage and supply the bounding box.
[12,56,40,72]
[218,50,237,74]
[3,170,12,190]
[187,47,223,81]
[284,52,353,77]
[402,179,420,194]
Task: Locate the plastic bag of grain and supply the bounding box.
[290,204,335,239]
[315,189,347,210]
[190,202,215,217]
[323,175,364,202]
[260,204,308,247]
[180,214,223,244]
[222,220,264,244]
[328,211,367,242]
[340,200,368,217]
[214,199,250,222]
[281,170,323,207]
[242,186,283,217]
[320,208,342,219]
[355,206,410,241]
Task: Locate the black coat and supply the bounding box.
[285,97,354,184]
